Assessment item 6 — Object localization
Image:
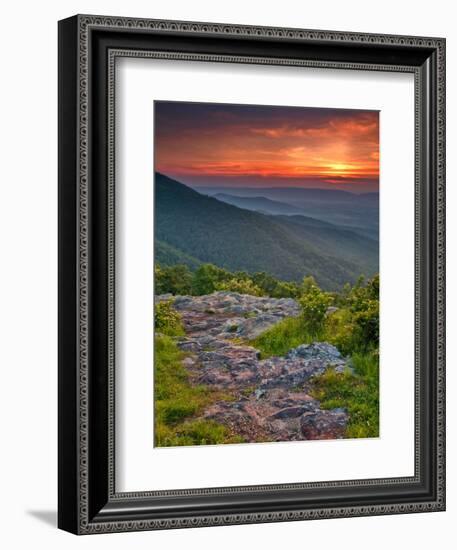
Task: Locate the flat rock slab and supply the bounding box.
[203,389,348,442]
[160,291,300,340]
[179,340,350,392]
[157,291,351,442]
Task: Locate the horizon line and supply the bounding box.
[155,171,379,195]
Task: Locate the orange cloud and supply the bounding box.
[155,104,379,186]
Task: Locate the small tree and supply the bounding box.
[299,282,333,335]
[251,271,278,296]
[366,273,379,299]
[301,275,318,294]
[333,281,352,307]
[191,264,229,295]
[155,263,193,295]
[154,300,183,336]
[354,274,366,289]
[353,299,379,349]
[346,274,380,350]
[155,264,164,292]
[271,280,301,299]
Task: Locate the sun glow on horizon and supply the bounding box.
[155,102,379,191]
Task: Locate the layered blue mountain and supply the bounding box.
[213,193,307,216]
[155,173,378,290]
[197,187,379,240]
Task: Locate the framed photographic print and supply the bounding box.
[58,14,446,534]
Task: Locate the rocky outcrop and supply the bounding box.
[164,291,301,340]
[158,292,351,443]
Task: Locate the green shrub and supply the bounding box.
[250,271,280,296]
[299,283,333,335]
[154,300,184,337]
[215,278,263,296]
[325,274,380,354]
[250,271,301,298]
[346,274,379,351]
[271,280,301,298]
[155,263,193,295]
[301,275,318,294]
[352,299,379,349]
[191,263,231,295]
[325,309,354,355]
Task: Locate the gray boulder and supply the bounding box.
[287,342,344,362]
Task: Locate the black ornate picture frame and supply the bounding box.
[58,14,446,534]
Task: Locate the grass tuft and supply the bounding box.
[310,351,379,438]
[154,335,243,447]
[250,316,318,358]
[249,314,379,439]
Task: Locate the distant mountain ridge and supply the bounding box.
[213,193,308,216]
[196,186,379,239]
[196,186,379,202]
[155,173,378,290]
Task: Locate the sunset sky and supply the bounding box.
[154,101,379,193]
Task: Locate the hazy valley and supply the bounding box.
[155,172,378,290]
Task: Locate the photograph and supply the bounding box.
[0,0,451,543]
[153,101,380,447]
[55,11,445,535]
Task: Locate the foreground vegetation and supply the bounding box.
[250,275,379,437]
[156,261,334,299]
[154,307,244,446]
[311,352,379,438]
[155,263,379,441]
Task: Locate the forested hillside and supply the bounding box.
[155,173,378,290]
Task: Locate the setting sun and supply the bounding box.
[155,102,379,193]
